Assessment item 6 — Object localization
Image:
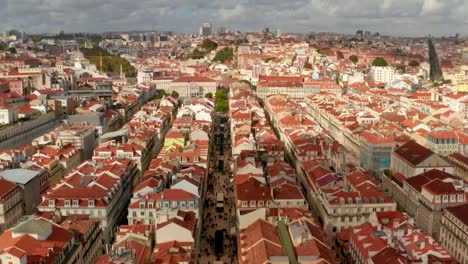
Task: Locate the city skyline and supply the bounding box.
[1,0,467,37]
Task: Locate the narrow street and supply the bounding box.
[196,112,237,264]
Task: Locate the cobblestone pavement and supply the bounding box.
[196,114,237,264]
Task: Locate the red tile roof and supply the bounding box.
[394,140,434,166]
[405,169,459,193]
[0,178,17,199]
[446,203,468,227]
[238,219,285,264]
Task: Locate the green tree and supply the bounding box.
[171,91,180,98]
[216,100,229,112]
[372,57,388,67]
[191,49,206,59]
[201,39,218,51]
[239,79,252,87]
[409,60,420,67]
[205,92,213,99]
[154,90,166,99]
[212,47,234,62]
[215,90,227,100]
[349,55,358,63]
[337,51,344,59]
[8,47,17,54]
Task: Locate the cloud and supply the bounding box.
[1,0,467,36]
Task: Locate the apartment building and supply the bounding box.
[439,204,468,264]
[391,140,454,179]
[128,189,199,225]
[384,169,466,239]
[256,75,304,100]
[169,76,217,98]
[38,159,138,244]
[0,178,23,233]
[425,131,459,156]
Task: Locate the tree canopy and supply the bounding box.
[337,51,344,59]
[212,47,234,62]
[349,55,358,63]
[190,49,206,59]
[201,39,218,51]
[372,57,388,67]
[153,90,166,99]
[81,47,136,77]
[205,92,213,99]
[409,60,420,67]
[215,89,228,112]
[171,91,180,98]
[239,79,252,87]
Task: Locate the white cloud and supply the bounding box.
[0,0,467,36]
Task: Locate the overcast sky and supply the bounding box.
[1,0,467,36]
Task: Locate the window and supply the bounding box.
[258,201,264,207]
[65,200,70,207]
[140,202,145,209]
[88,200,95,207]
[49,200,55,207]
[133,211,137,217]
[450,195,456,202]
[73,200,79,207]
[148,203,153,209]
[180,202,186,208]
[140,211,145,216]
[250,201,256,207]
[171,201,178,208]
[242,201,248,207]
[164,202,169,208]
[149,211,153,217]
[189,202,194,208]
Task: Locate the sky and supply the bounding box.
[1,0,467,37]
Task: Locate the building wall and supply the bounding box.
[440,211,468,264]
[256,86,304,101]
[0,112,57,151]
[22,176,43,215]
[79,221,104,264]
[360,140,394,177]
[237,208,266,229]
[0,107,19,125]
[156,224,194,244]
[0,187,23,233]
[391,153,454,179]
[169,82,217,98]
[0,253,26,264]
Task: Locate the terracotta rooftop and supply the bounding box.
[394,140,434,166]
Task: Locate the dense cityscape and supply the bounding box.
[0,15,467,264]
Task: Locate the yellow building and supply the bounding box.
[32,156,63,187]
[458,81,468,93]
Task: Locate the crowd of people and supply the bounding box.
[197,115,237,264]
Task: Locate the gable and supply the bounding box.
[418,154,451,168]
